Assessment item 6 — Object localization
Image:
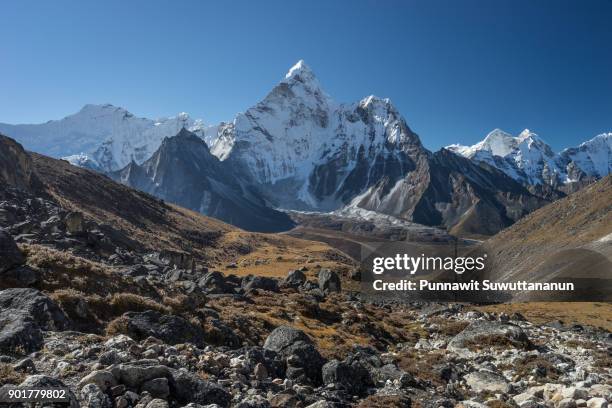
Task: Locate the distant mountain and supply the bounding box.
[198,61,544,235]
[2,60,607,235]
[448,129,611,186]
[111,129,294,233]
[0,104,215,172]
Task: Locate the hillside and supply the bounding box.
[483,176,612,300]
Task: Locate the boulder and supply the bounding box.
[81,383,113,408]
[242,275,279,293]
[0,288,70,330]
[198,271,235,294]
[120,310,205,346]
[464,369,510,393]
[19,375,79,408]
[263,326,324,386]
[0,229,24,273]
[141,377,170,399]
[170,370,232,407]
[447,320,531,352]
[0,288,69,353]
[285,270,306,287]
[78,370,118,391]
[322,359,370,395]
[318,269,341,293]
[64,211,85,235]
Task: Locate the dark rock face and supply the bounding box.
[242,275,279,293]
[120,311,205,347]
[263,326,325,386]
[0,288,69,353]
[285,269,306,287]
[318,269,341,293]
[112,129,294,233]
[0,229,25,273]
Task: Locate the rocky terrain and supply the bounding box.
[0,133,611,408]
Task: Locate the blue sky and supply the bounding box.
[1,0,610,151]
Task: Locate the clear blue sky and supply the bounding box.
[1,0,610,150]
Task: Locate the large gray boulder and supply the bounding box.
[0,288,69,353]
[0,229,24,273]
[120,310,205,347]
[263,326,325,386]
[447,320,532,352]
[0,288,70,331]
[19,375,80,408]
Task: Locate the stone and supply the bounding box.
[263,326,324,386]
[18,376,79,408]
[120,310,205,347]
[464,370,510,393]
[317,269,341,293]
[81,383,113,408]
[586,398,608,408]
[65,211,85,235]
[146,399,170,408]
[447,320,531,352]
[12,357,35,373]
[0,229,24,273]
[559,399,578,408]
[285,270,306,287]
[112,364,171,389]
[78,370,118,391]
[141,377,170,399]
[0,288,69,353]
[253,362,268,381]
[170,370,232,407]
[242,275,279,293]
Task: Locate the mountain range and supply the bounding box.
[1,60,609,235]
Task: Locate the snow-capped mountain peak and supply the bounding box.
[448,129,611,185]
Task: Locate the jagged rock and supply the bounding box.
[242,275,279,293]
[464,370,510,393]
[0,288,69,353]
[264,326,324,385]
[322,359,370,395]
[0,229,24,273]
[198,271,236,294]
[285,270,306,287]
[447,320,531,351]
[318,269,341,293]
[81,383,113,408]
[119,310,205,346]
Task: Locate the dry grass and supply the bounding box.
[397,349,448,386]
[0,363,26,385]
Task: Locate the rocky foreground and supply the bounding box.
[0,210,611,408]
